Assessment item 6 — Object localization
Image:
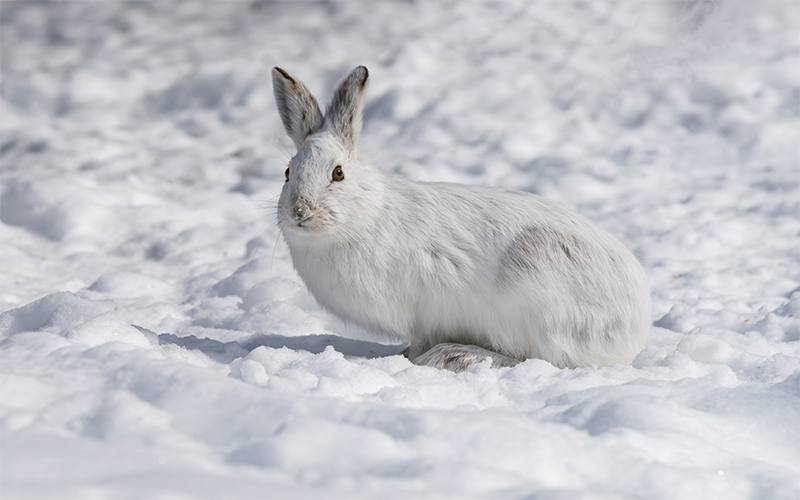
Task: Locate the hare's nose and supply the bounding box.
[292,201,311,220]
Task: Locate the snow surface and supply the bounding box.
[1,1,799,498]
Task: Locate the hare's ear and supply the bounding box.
[272,67,323,150]
[325,66,369,148]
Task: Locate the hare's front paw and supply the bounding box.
[412,343,520,372]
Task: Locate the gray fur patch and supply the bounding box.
[412,343,520,372]
[560,242,574,261]
[498,225,588,286]
[501,226,548,275]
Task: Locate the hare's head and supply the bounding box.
[272,66,384,240]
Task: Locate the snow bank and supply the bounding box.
[1,1,798,498]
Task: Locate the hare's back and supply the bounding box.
[420,182,623,251]
[412,182,647,292]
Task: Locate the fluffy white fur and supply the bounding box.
[272,66,651,370]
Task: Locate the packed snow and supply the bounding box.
[1,1,799,498]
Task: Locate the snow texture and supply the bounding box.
[1,1,799,499]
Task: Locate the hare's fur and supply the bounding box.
[272,66,651,370]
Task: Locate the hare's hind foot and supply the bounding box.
[411,343,520,372]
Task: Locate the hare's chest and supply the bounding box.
[287,240,405,319]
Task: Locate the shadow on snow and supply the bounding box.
[133,325,407,365]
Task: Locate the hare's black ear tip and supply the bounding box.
[272,67,293,81]
[356,66,369,86]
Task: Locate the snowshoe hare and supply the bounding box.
[272,66,651,371]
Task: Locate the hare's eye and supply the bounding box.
[332,166,344,182]
[284,167,290,182]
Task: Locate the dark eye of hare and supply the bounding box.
[332,166,344,182]
[284,167,289,182]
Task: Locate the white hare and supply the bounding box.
[272,66,651,371]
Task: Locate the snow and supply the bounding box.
[1,1,799,498]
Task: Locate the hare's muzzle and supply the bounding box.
[290,196,315,226]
